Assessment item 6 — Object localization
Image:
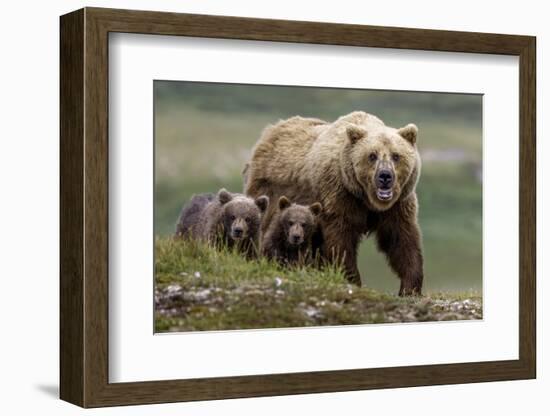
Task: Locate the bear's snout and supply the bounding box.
[231,218,248,240]
[291,234,302,244]
[288,224,304,246]
[376,169,394,189]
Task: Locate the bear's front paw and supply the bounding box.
[399,278,423,297]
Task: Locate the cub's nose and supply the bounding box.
[291,235,302,244]
[376,170,394,188]
[233,227,243,237]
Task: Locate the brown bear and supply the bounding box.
[261,196,323,267]
[175,188,269,258]
[244,111,423,295]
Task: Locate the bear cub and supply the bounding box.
[262,196,323,266]
[175,188,269,258]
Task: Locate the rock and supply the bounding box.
[184,288,211,302]
[303,306,322,319]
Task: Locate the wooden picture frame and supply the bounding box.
[60,7,536,408]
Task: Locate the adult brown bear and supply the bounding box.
[244,111,423,295]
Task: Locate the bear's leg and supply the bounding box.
[322,223,362,285]
[375,196,424,296]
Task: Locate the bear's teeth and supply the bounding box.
[377,189,393,200]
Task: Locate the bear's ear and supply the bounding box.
[278,196,291,211]
[346,124,367,144]
[218,188,233,205]
[397,123,418,145]
[255,195,269,213]
[309,202,322,217]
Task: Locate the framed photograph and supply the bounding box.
[60,7,536,408]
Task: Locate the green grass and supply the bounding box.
[156,236,345,287]
[155,238,482,332]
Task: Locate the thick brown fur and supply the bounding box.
[261,196,323,267]
[175,189,269,259]
[244,111,423,295]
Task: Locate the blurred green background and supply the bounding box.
[154,81,482,294]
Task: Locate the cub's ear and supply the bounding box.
[278,196,291,211]
[309,202,322,217]
[255,195,269,213]
[217,188,233,205]
[346,124,367,144]
[397,123,418,145]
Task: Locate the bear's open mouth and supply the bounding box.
[376,188,393,201]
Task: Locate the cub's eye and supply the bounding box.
[288,221,294,226]
[230,215,236,221]
[392,153,400,162]
[368,152,377,162]
[245,217,251,223]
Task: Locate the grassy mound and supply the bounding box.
[155,238,482,332]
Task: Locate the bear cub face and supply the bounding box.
[277,196,322,247]
[217,189,269,243]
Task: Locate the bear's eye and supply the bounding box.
[392,153,400,162]
[288,221,294,226]
[245,217,251,223]
[230,215,236,221]
[368,152,377,162]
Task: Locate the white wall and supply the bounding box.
[0,1,545,415]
